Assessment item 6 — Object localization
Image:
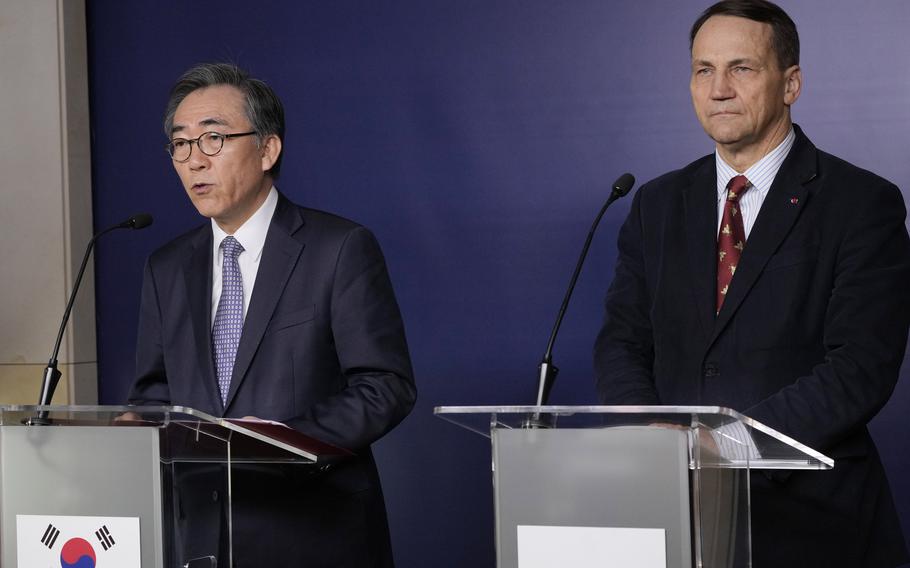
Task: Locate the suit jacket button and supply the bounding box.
[703,363,720,378]
[211,490,219,502]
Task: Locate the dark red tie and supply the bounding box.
[717,175,751,312]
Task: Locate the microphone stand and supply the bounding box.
[526,174,634,428]
[28,215,152,425]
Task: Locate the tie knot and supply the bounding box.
[726,175,751,202]
[221,236,244,259]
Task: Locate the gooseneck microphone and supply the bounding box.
[533,173,635,410]
[29,213,153,425]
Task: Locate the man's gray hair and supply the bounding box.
[690,0,799,70]
[164,63,285,178]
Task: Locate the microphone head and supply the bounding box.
[124,213,153,230]
[611,173,635,197]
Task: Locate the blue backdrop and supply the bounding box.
[86,1,910,565]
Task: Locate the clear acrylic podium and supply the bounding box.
[0,405,348,568]
[435,405,833,568]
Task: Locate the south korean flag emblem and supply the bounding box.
[17,515,140,567]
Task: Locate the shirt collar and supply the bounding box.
[715,127,796,201]
[211,186,279,260]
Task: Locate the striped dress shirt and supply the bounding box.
[715,127,796,238]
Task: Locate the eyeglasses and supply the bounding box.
[166,131,257,162]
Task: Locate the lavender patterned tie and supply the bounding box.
[212,235,244,404]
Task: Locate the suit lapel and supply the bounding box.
[182,226,222,411]
[684,157,720,340]
[710,128,818,343]
[225,196,305,409]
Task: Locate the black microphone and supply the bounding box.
[29,213,153,425]
[532,173,635,412]
[119,213,153,230]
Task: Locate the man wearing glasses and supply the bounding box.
[128,63,415,567]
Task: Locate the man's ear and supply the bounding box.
[783,65,802,106]
[260,134,282,172]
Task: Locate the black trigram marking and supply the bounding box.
[95,525,116,551]
[40,524,60,549]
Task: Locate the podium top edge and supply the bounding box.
[433,405,834,468]
[433,405,735,415]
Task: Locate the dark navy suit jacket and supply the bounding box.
[129,193,416,567]
[595,126,910,567]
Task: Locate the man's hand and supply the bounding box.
[650,421,721,457]
[113,411,144,423]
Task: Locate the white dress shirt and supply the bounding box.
[715,127,796,238]
[210,186,279,327]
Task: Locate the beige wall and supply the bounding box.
[0,0,96,404]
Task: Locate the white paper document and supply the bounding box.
[517,525,667,568]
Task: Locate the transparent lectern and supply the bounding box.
[0,405,348,568]
[435,405,833,568]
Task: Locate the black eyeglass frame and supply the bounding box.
[166,131,258,162]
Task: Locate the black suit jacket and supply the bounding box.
[130,193,416,567]
[595,126,910,567]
